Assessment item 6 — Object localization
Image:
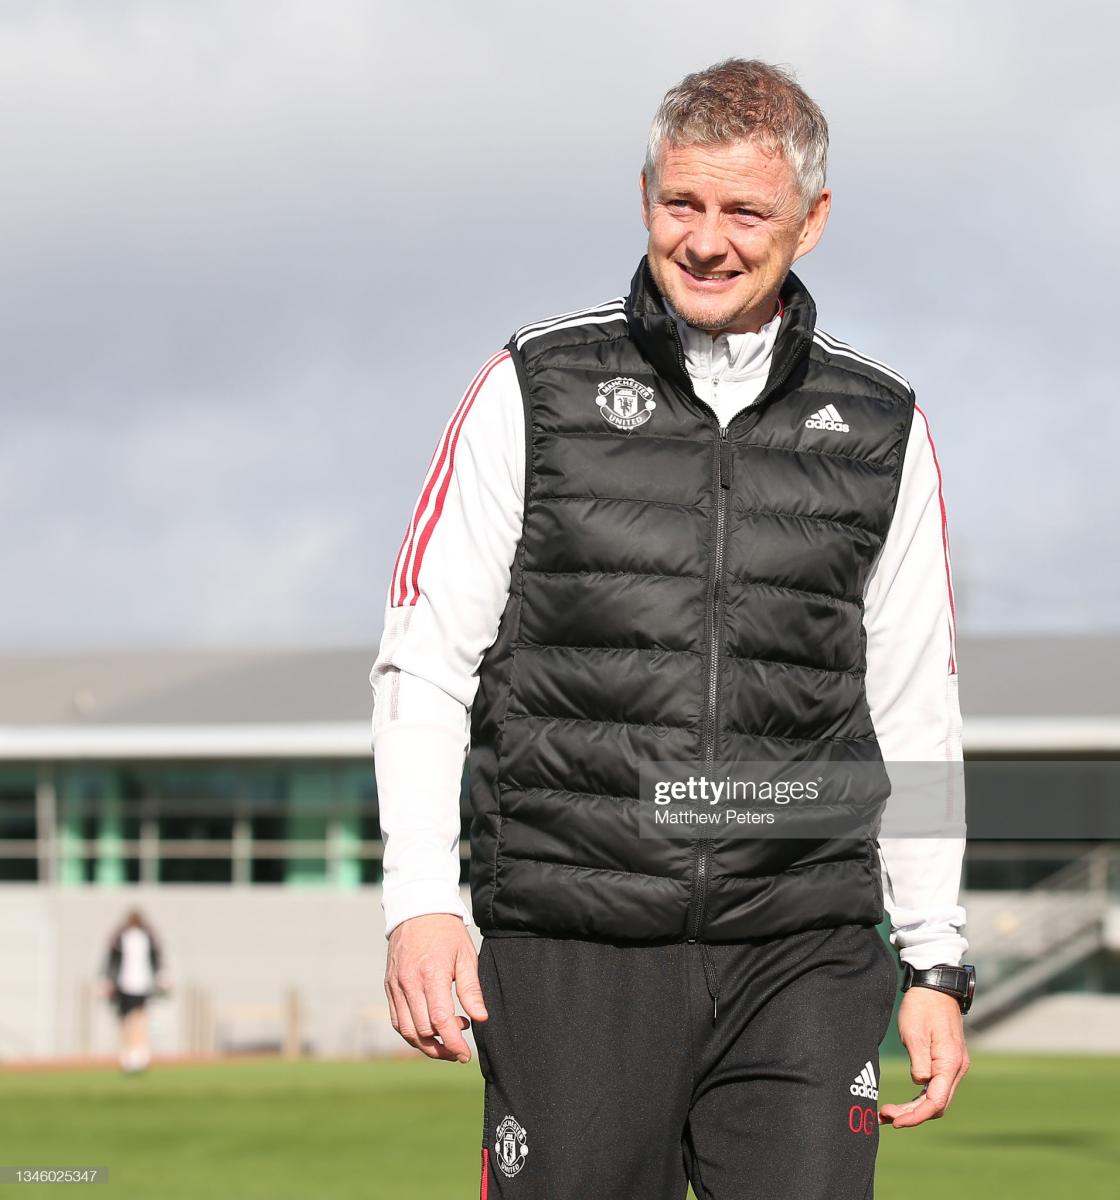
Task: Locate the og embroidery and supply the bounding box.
[596,377,656,430]
[494,1114,529,1178]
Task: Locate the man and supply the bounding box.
[371,58,973,1199]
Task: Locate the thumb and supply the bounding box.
[455,949,490,1022]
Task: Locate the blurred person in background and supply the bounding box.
[97,908,168,1074]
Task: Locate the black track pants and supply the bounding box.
[473,923,898,1200]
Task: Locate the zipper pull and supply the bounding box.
[719,440,733,489]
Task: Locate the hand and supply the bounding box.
[95,979,113,1000]
[879,986,970,1128]
[384,914,489,1064]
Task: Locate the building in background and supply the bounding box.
[0,647,424,889]
[0,638,1117,1059]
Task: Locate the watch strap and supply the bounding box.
[903,963,975,1013]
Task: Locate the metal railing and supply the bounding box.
[965,846,1118,1030]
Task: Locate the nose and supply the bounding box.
[686,208,729,263]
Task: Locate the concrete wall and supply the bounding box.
[0,884,480,1060]
[4,884,1117,1061]
[960,890,1120,956]
[970,993,1120,1053]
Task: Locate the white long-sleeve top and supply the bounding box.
[370,294,969,970]
[118,927,156,995]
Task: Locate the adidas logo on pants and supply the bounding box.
[850,1061,879,1101]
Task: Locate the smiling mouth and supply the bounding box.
[677,263,743,283]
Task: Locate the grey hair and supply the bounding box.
[644,58,829,216]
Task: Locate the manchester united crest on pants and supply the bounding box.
[494,1114,529,1178]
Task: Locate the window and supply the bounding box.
[0,769,37,882]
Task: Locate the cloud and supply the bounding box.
[2,0,1116,647]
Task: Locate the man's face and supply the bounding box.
[640,138,830,335]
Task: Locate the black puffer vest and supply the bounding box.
[468,256,914,945]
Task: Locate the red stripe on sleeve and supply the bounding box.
[480,1147,490,1199]
[392,438,442,587]
[914,404,958,674]
[403,350,511,605]
[391,350,511,607]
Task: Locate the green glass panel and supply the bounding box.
[286,768,329,886]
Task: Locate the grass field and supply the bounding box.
[1,1054,1117,1199]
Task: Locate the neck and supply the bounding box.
[720,293,784,335]
[666,293,784,338]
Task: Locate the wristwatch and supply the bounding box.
[901,963,976,1014]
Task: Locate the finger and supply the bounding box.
[386,982,418,1048]
[454,946,490,1023]
[880,1092,930,1126]
[924,1067,953,1113]
[384,978,400,1033]
[426,976,473,1063]
[905,1035,932,1085]
[883,1095,941,1128]
[398,972,434,1038]
[878,1097,923,1124]
[387,976,443,1059]
[883,1073,952,1128]
[943,1050,971,1110]
[399,973,462,1062]
[921,1036,963,1107]
[415,1026,469,1061]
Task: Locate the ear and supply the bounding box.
[792,188,831,263]
[640,169,652,231]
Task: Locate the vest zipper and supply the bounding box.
[668,325,729,1017]
[664,311,809,1019]
[687,431,731,942]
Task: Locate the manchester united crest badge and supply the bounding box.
[596,376,656,431]
[494,1114,529,1178]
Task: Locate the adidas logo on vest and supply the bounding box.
[805,404,849,433]
[850,1061,879,1101]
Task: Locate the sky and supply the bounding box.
[3,0,1117,652]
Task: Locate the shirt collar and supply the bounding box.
[624,255,817,408]
[660,294,784,381]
